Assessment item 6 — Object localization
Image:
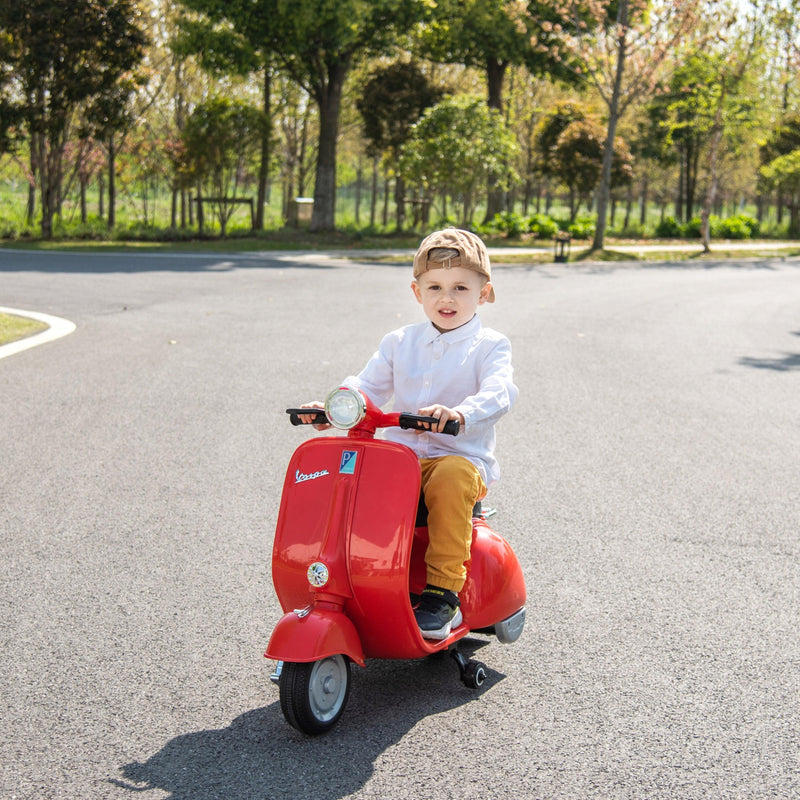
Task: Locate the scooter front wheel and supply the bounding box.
[279,655,351,735]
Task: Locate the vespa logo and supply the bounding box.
[294,468,330,484]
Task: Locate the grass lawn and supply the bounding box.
[0,312,48,346]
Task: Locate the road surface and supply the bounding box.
[1,248,799,799]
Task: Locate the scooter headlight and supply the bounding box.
[324,387,366,430]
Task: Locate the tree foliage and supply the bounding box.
[357,62,443,161]
[535,101,632,219]
[760,113,800,235]
[0,0,147,237]
[176,0,427,232]
[181,96,266,235]
[399,95,517,226]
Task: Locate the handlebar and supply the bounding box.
[285,408,459,436]
[398,413,460,436]
[287,408,327,426]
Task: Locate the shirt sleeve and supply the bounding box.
[453,336,518,432]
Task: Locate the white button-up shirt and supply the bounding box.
[345,314,518,486]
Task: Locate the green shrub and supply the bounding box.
[615,221,647,238]
[711,214,759,239]
[527,213,559,239]
[655,216,682,238]
[567,214,596,238]
[489,211,526,238]
[681,216,702,238]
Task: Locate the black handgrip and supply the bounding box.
[286,408,328,426]
[399,413,460,436]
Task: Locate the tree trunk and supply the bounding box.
[108,136,116,230]
[370,157,378,227]
[701,82,727,253]
[26,158,36,226]
[483,57,507,224]
[80,179,87,223]
[355,156,362,225]
[310,60,349,233]
[592,0,629,252]
[256,68,272,230]
[34,129,61,239]
[382,165,390,227]
[639,173,649,227]
[395,174,406,232]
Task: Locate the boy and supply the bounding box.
[302,227,517,639]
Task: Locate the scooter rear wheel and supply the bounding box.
[279,655,351,735]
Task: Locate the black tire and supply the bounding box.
[462,661,487,689]
[279,655,351,735]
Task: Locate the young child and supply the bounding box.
[302,227,517,639]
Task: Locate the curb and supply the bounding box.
[0,306,76,360]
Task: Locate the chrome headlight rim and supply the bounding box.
[324,387,366,430]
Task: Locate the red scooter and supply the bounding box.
[265,387,526,735]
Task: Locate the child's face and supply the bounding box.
[411,267,493,332]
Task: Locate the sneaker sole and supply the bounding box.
[420,608,463,641]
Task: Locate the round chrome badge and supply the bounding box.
[307,562,330,588]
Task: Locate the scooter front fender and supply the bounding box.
[264,605,365,667]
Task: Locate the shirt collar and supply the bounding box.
[423,314,482,344]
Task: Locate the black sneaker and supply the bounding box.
[414,586,462,640]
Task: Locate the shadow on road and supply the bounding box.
[110,640,502,800]
[0,249,337,274]
[739,331,800,371]
[739,352,800,371]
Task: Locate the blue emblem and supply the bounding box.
[339,450,357,474]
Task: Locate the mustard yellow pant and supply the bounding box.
[419,456,487,593]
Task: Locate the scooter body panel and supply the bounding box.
[460,518,527,630]
[410,518,527,632]
[265,606,365,666]
[270,433,527,664]
[271,436,440,660]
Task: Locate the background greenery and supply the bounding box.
[1,0,800,245]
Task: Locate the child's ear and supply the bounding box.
[411,280,423,304]
[479,281,493,305]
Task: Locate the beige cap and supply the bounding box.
[413,227,495,302]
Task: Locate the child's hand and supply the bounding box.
[298,401,331,430]
[416,404,464,434]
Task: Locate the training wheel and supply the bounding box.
[462,660,488,689]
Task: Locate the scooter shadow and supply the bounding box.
[112,639,503,800]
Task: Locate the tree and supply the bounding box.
[760,150,800,235]
[555,118,633,220]
[760,112,800,234]
[357,61,442,231]
[176,0,426,232]
[398,95,517,227]
[696,32,762,252]
[0,0,147,237]
[421,0,579,221]
[272,0,427,232]
[534,101,633,220]
[181,96,266,235]
[551,0,707,250]
[173,0,273,230]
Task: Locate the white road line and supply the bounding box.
[0,307,76,360]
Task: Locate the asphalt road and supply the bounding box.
[2,248,799,800]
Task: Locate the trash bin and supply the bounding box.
[293,197,314,226]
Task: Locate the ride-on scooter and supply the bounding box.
[265,386,526,735]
